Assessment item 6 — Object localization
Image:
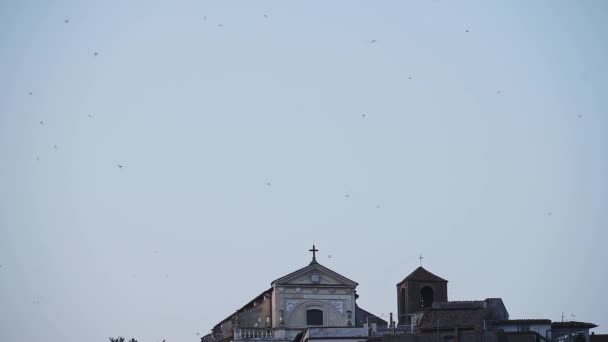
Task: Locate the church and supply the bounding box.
[201,245,598,342]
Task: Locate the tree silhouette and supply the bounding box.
[109,337,127,342]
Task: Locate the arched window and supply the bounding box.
[306,309,323,326]
[421,286,434,308]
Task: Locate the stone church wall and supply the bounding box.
[273,286,356,328]
[239,298,272,328]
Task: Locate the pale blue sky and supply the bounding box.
[1,1,607,341]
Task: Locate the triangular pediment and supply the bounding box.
[271,261,358,287]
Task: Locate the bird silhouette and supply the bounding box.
[362,113,366,118]
[203,16,206,21]
[408,76,412,80]
[39,121,44,126]
[64,18,70,23]
[35,155,40,161]
[117,164,123,169]
[466,29,469,33]
[218,24,223,27]
[345,194,350,198]
[370,40,377,44]
[548,212,552,216]
[264,14,268,18]
[53,144,58,151]
[28,91,33,96]
[577,114,583,118]
[93,52,98,56]
[266,182,271,187]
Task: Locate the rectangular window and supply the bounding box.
[307,309,323,326]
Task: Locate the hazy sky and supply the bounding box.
[1,1,607,341]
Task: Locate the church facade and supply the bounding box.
[203,246,384,342]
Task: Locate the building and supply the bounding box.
[202,245,385,342]
[201,247,597,342]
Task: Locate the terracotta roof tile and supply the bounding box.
[398,266,447,284]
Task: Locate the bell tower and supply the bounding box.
[396,266,448,325]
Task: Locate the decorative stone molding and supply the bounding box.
[330,300,344,314]
[286,300,298,312]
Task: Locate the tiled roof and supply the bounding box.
[418,308,488,330]
[356,305,388,326]
[493,319,552,325]
[552,321,598,329]
[398,266,447,284]
[418,298,508,331]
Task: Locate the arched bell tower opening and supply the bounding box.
[396,266,448,325]
[420,286,434,308]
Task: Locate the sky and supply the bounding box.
[0,0,607,341]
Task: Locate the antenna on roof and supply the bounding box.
[419,254,424,266]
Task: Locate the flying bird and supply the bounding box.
[53,144,58,151]
[362,113,366,118]
[408,76,412,80]
[497,90,502,95]
[218,24,223,27]
[203,16,206,21]
[28,91,33,95]
[93,52,98,56]
[264,14,268,19]
[266,182,271,187]
[547,211,552,216]
[466,29,469,33]
[345,194,350,198]
[39,121,44,126]
[577,114,583,118]
[34,155,40,161]
[117,164,123,169]
[370,40,377,44]
[88,114,93,118]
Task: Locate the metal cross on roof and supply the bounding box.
[309,244,319,263]
[419,254,424,266]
